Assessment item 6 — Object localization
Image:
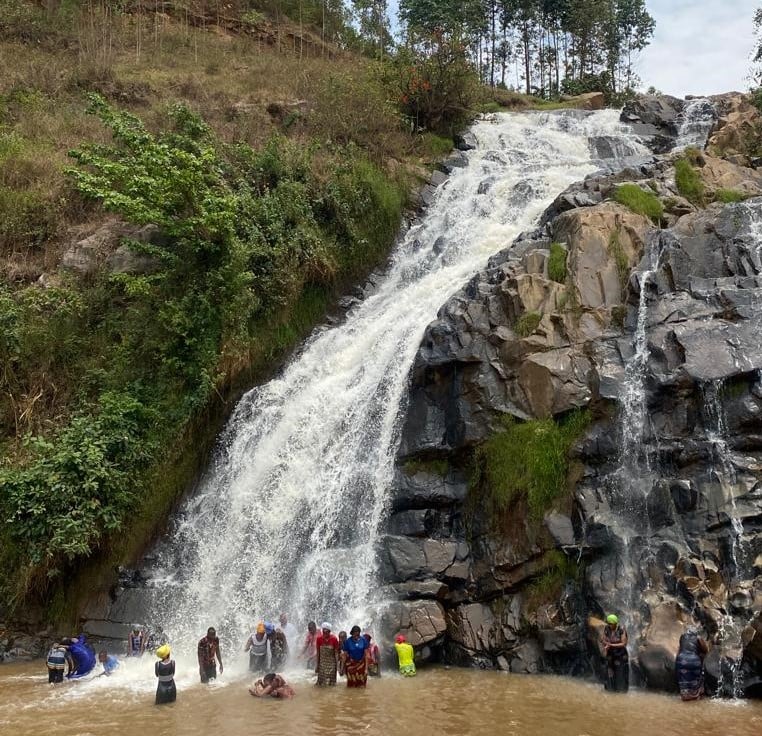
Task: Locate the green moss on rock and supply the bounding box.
[474,409,591,519]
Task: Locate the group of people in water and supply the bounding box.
[601,613,709,701]
[46,613,417,705]
[45,610,709,703]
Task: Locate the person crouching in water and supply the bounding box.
[250,672,295,699]
[394,634,416,677]
[155,645,176,705]
[601,614,629,692]
[675,629,709,701]
[98,650,120,676]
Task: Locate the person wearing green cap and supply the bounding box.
[601,613,629,692]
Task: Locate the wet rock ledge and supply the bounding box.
[382,93,762,695]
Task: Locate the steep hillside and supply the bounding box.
[0,0,449,620]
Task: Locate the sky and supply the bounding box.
[386,0,758,98]
[635,0,757,97]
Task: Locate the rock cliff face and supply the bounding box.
[385,95,762,696]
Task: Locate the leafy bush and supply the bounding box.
[0,393,155,579]
[475,410,590,519]
[614,183,664,223]
[547,242,567,283]
[384,31,480,134]
[514,312,542,337]
[0,97,406,605]
[674,158,705,206]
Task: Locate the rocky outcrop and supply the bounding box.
[389,134,762,695]
[61,220,163,276]
[621,94,686,153]
[707,93,762,163]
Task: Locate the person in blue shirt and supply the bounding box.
[342,625,370,688]
[98,650,120,676]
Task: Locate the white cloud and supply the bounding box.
[634,0,756,96]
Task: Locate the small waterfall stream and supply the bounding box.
[143,110,648,656]
[674,98,716,151]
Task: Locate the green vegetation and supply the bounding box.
[0,96,406,606]
[608,231,631,296]
[714,189,749,204]
[403,457,449,476]
[474,410,591,519]
[613,183,664,224]
[514,312,542,337]
[611,304,627,330]
[547,242,568,283]
[525,550,581,608]
[674,157,705,207]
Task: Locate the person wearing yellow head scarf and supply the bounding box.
[245,622,270,673]
[155,644,176,704]
[601,613,629,692]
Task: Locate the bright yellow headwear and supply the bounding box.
[256,622,266,634]
[156,644,171,659]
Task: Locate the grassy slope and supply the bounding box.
[0,3,452,621]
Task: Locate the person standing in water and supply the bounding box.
[127,625,146,657]
[155,645,177,704]
[198,627,223,683]
[364,633,381,677]
[46,641,71,683]
[675,629,709,701]
[271,629,288,670]
[601,614,629,692]
[315,622,340,687]
[245,623,270,673]
[343,626,370,688]
[279,613,298,655]
[300,621,318,670]
[337,630,348,676]
[394,634,416,677]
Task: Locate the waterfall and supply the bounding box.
[145,110,648,656]
[701,379,747,697]
[673,98,716,151]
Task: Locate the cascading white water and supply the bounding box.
[147,110,648,659]
[673,98,716,151]
[619,250,659,480]
[700,379,746,697]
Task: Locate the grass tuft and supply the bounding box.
[475,410,591,519]
[547,242,567,283]
[714,188,748,204]
[613,183,664,224]
[674,157,705,206]
[514,311,542,337]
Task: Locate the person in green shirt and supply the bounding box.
[394,634,416,677]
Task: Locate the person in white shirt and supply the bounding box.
[279,613,299,659]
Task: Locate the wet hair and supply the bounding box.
[338,631,347,640]
[207,627,216,637]
[308,621,316,631]
[350,625,361,636]
[99,649,108,656]
[263,673,276,685]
